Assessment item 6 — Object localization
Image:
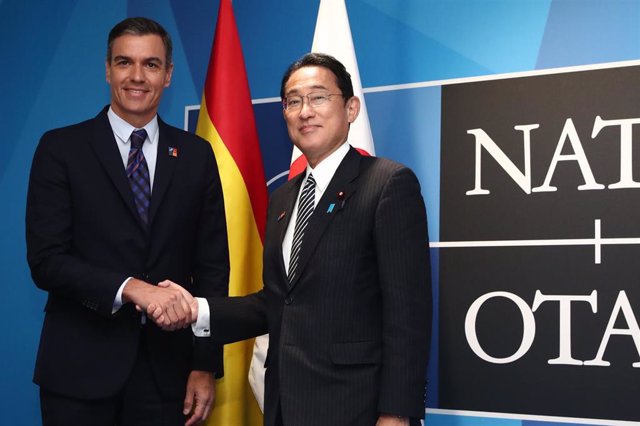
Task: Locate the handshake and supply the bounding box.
[123,278,200,331]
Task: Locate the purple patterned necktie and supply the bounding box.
[127,129,151,225]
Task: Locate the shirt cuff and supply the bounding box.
[192,297,211,337]
[112,277,132,314]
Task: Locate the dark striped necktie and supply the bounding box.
[127,129,151,226]
[288,173,316,285]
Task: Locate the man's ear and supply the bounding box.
[346,96,361,123]
[105,61,111,84]
[164,63,174,88]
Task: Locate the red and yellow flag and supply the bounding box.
[196,0,266,424]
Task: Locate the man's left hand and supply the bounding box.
[377,414,410,426]
[183,370,215,426]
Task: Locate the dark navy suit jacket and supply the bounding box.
[26,107,229,399]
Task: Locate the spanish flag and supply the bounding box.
[196,0,266,424]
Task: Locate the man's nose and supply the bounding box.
[299,98,315,118]
[130,64,145,81]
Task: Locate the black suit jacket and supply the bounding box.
[26,107,229,399]
[209,148,431,426]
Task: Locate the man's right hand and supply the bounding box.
[145,280,199,331]
[122,278,195,331]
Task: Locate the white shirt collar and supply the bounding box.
[304,141,350,193]
[107,107,159,145]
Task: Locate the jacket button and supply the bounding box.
[284,296,294,305]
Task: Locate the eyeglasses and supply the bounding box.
[282,92,344,111]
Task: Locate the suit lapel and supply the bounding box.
[288,148,361,290]
[273,174,304,282]
[279,174,305,243]
[88,108,144,229]
[148,118,178,226]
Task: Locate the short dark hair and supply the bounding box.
[280,53,354,102]
[106,17,173,68]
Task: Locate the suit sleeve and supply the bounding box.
[26,132,128,317]
[190,142,230,376]
[208,290,268,344]
[374,166,432,418]
[203,181,274,346]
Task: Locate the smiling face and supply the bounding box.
[106,34,173,128]
[283,66,360,168]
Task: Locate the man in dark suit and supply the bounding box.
[153,53,431,426]
[26,17,229,426]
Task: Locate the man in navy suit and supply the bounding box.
[154,53,432,426]
[26,17,229,426]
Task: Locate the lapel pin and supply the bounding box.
[168,147,178,157]
[327,203,335,213]
[277,211,286,222]
[337,191,346,209]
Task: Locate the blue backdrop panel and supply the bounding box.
[428,413,521,426]
[365,87,441,240]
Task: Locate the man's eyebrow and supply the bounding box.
[285,84,328,96]
[111,55,164,65]
[112,55,131,63]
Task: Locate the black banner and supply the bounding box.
[439,65,640,422]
